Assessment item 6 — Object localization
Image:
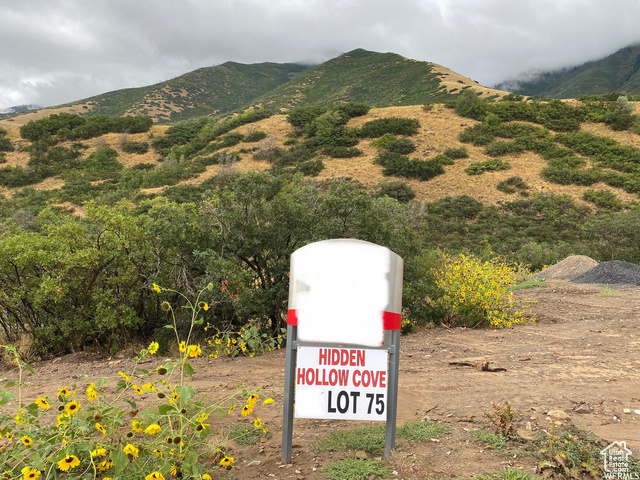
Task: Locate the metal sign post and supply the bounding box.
[282,239,403,463]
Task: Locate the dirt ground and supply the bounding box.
[2,281,639,479]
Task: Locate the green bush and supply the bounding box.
[323,146,362,158]
[459,123,495,146]
[540,166,601,186]
[369,133,398,149]
[443,147,469,159]
[497,176,529,194]
[465,158,510,175]
[375,151,445,181]
[374,181,416,203]
[80,146,122,179]
[360,117,420,137]
[385,137,416,154]
[297,159,325,176]
[583,189,624,210]
[243,130,268,142]
[484,140,526,156]
[0,135,14,152]
[0,153,6,164]
[121,141,149,154]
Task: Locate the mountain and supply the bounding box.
[80,61,312,122]
[255,49,466,110]
[498,44,640,98]
[1,49,505,125]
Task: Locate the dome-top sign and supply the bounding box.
[287,239,403,347]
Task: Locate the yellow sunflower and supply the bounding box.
[57,455,80,471]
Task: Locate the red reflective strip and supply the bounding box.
[286,309,401,330]
[382,311,402,330]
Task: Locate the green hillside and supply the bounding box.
[257,48,457,110]
[72,61,311,121]
[499,44,640,98]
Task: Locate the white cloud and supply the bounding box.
[2,0,640,109]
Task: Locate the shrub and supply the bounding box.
[484,140,525,157]
[369,133,397,149]
[80,146,122,179]
[297,159,325,176]
[497,176,529,194]
[360,117,420,137]
[243,130,268,142]
[434,252,533,328]
[0,135,14,152]
[0,153,6,164]
[385,137,416,154]
[459,123,495,146]
[443,147,469,159]
[374,181,416,203]
[465,158,510,175]
[323,146,362,158]
[375,151,445,181]
[540,166,601,186]
[582,189,624,210]
[121,141,149,154]
[333,102,371,118]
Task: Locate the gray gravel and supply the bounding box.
[570,260,640,286]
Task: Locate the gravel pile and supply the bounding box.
[570,260,640,286]
[532,255,598,281]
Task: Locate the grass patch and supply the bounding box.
[600,286,619,297]
[472,430,507,449]
[315,424,386,455]
[315,420,451,455]
[323,458,393,480]
[396,420,451,441]
[511,278,547,290]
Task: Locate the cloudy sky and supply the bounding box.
[2,0,640,111]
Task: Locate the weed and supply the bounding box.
[600,286,619,297]
[396,420,451,441]
[484,401,516,436]
[315,424,386,455]
[472,430,508,449]
[537,422,602,479]
[323,457,393,480]
[511,278,547,291]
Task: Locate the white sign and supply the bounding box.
[288,239,403,347]
[294,346,388,420]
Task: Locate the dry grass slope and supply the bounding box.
[1,104,639,208]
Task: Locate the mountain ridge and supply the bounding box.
[0,49,505,125]
[496,43,640,98]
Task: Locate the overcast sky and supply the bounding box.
[2,0,640,111]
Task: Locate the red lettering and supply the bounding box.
[321,369,328,385]
[361,370,370,387]
[319,348,328,365]
[305,368,315,385]
[332,349,340,365]
[297,368,305,385]
[357,350,365,366]
[329,369,338,386]
[338,369,349,386]
[349,349,356,366]
[352,369,361,387]
[380,371,386,388]
[341,349,349,365]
